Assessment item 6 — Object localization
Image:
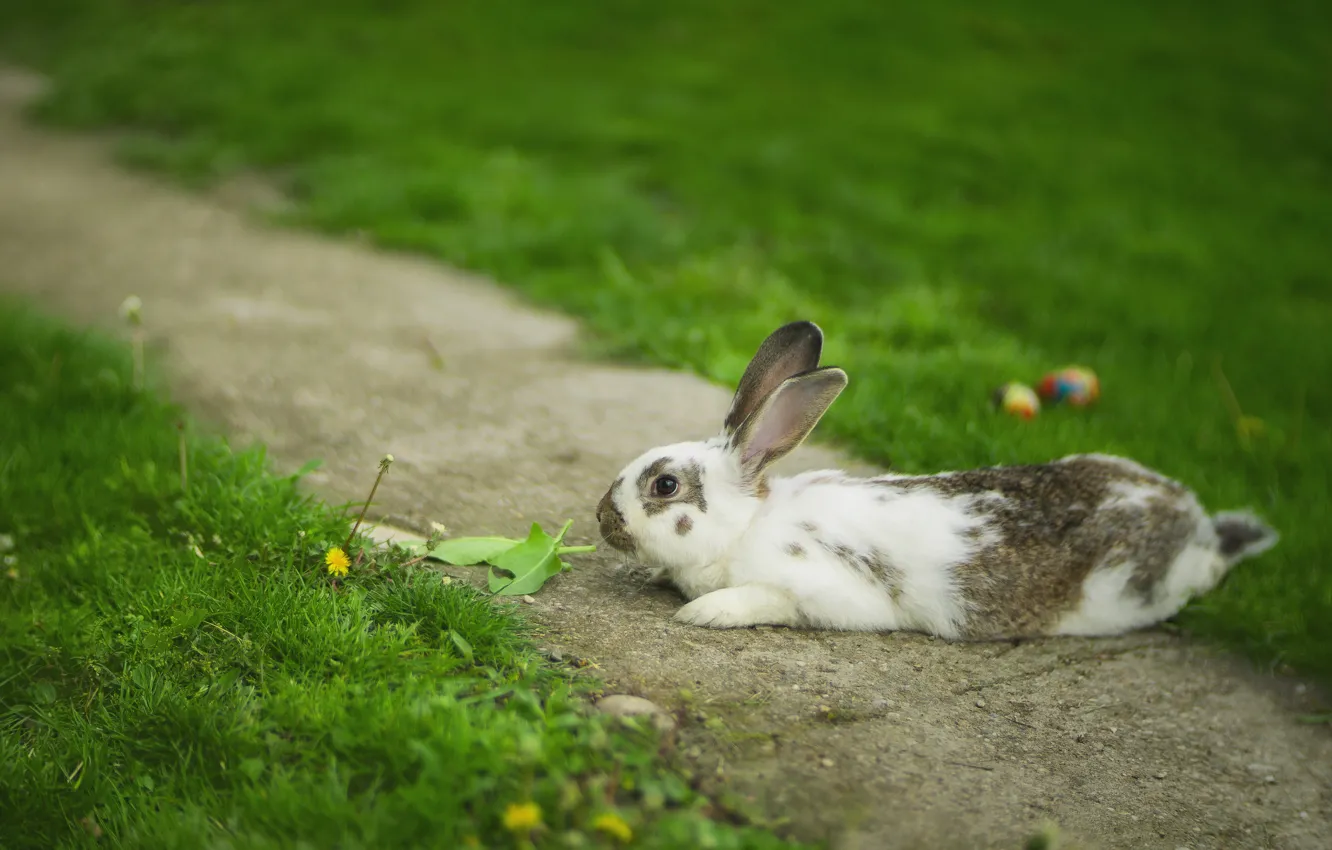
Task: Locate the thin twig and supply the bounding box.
[119,295,145,390]
[131,328,145,391]
[177,420,188,492]
[344,455,394,551]
[945,760,995,772]
[205,621,244,642]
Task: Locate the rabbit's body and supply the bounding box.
[597,321,1278,639]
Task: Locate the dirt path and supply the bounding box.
[1,67,1327,849]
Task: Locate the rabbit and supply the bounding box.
[595,320,1279,639]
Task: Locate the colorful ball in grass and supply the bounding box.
[992,382,1040,419]
[1037,366,1100,407]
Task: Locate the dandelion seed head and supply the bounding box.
[119,295,143,326]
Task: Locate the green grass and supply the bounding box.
[0,1,1329,678]
[0,301,809,848]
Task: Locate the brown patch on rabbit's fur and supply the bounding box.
[881,455,1200,639]
[753,475,771,499]
[678,461,708,513]
[596,478,635,552]
[813,537,905,600]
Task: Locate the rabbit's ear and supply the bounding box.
[722,321,824,437]
[729,367,847,479]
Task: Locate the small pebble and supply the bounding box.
[976,699,987,708]
[821,758,835,768]
[520,595,536,604]
[1154,771,1168,780]
[595,695,676,733]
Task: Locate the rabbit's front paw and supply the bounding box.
[674,585,799,629]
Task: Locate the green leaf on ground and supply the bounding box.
[403,536,520,565]
[396,522,595,595]
[488,520,576,596]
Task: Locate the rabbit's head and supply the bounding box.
[596,321,847,572]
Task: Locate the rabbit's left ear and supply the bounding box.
[729,366,847,480]
[722,321,824,437]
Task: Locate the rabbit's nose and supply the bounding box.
[596,487,626,537]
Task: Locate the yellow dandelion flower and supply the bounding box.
[325,547,350,577]
[502,801,542,833]
[591,812,633,843]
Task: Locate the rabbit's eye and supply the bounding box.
[652,475,679,498]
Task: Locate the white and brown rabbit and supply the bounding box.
[596,321,1279,639]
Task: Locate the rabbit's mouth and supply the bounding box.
[601,529,636,553]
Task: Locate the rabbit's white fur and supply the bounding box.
[609,448,986,636]
[596,321,1278,639]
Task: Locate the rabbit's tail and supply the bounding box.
[1212,510,1279,567]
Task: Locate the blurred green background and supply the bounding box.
[1,0,1329,677]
